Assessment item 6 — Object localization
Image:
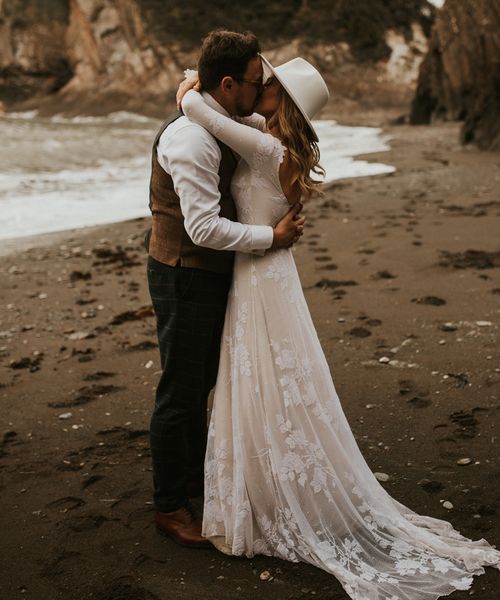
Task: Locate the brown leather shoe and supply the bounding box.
[155,504,212,549]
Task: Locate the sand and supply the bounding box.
[0,117,499,600]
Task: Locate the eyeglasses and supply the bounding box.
[263,76,276,88]
[233,78,264,91]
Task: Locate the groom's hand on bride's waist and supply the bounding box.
[271,202,305,249]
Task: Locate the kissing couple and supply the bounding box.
[146,28,500,600]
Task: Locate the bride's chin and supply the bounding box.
[254,104,270,119]
[253,102,264,115]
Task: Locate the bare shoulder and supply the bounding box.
[279,149,301,205]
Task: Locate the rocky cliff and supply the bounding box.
[410,0,500,150]
[0,0,434,116]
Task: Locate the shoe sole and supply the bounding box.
[155,524,213,549]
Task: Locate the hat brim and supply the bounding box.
[259,53,319,143]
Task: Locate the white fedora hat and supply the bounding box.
[260,54,329,142]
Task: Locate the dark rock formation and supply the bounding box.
[410,0,500,150]
[0,0,72,103]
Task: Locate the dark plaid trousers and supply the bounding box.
[147,255,232,512]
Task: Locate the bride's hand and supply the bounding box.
[176,69,201,109]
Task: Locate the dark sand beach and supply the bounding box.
[1,117,499,599]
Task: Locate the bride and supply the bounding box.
[180,55,500,599]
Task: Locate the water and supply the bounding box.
[0,111,394,242]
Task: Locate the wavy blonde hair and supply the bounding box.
[268,90,325,199]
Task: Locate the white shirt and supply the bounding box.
[156,92,274,253]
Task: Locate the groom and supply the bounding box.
[146,29,305,548]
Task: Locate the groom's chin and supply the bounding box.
[238,107,257,118]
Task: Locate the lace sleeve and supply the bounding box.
[234,113,267,132]
[181,90,285,171]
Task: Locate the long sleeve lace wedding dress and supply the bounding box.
[181,89,500,600]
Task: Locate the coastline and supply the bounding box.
[1,117,499,599]
[0,112,396,244]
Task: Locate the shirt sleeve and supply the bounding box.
[158,121,273,253]
[181,90,286,171]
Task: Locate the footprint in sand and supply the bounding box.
[124,340,158,352]
[348,327,371,338]
[48,384,123,408]
[450,408,487,439]
[398,379,432,408]
[66,513,110,532]
[45,496,86,511]
[83,371,116,381]
[315,255,333,262]
[371,270,396,280]
[93,578,161,600]
[411,296,446,306]
[438,249,500,270]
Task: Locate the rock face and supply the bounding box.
[410,0,500,150]
[0,0,72,103]
[0,0,432,115]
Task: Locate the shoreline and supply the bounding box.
[1,117,499,599]
[0,113,397,246]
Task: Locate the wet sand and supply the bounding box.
[0,117,499,599]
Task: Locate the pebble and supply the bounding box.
[38,293,48,299]
[457,458,473,465]
[379,356,391,364]
[145,360,154,369]
[442,501,453,510]
[259,570,271,581]
[68,331,90,340]
[8,265,25,275]
[374,472,390,482]
[475,321,492,327]
[58,412,72,420]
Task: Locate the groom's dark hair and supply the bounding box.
[198,29,260,91]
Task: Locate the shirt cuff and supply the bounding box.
[250,225,274,251]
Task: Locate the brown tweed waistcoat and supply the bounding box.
[148,111,238,273]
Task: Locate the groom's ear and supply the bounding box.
[221,76,234,93]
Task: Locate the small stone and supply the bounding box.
[439,322,458,332]
[259,570,271,581]
[374,472,390,482]
[457,458,473,466]
[442,501,453,510]
[38,293,48,299]
[379,356,391,364]
[366,404,376,409]
[68,331,90,340]
[58,412,72,420]
[8,265,25,275]
[145,360,154,369]
[475,321,492,327]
